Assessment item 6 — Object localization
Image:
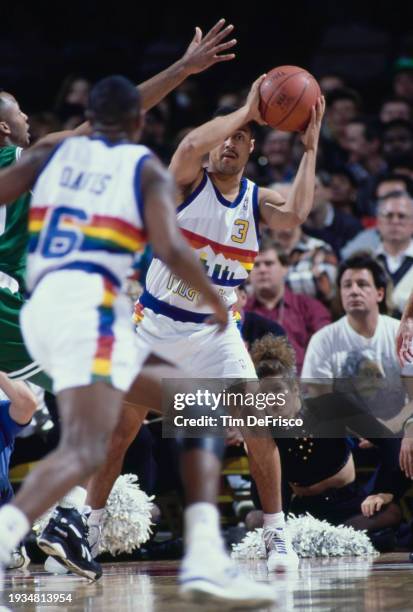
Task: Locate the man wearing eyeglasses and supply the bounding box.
[375,191,413,315]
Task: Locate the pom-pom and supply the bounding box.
[231,514,379,559]
[99,474,154,555]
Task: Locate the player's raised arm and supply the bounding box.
[26,20,237,152]
[0,143,53,203]
[259,97,325,230]
[169,75,266,192]
[141,157,228,329]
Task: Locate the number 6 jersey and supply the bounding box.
[143,170,260,319]
[27,136,150,291]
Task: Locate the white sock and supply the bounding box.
[263,511,285,530]
[88,508,105,526]
[59,486,87,512]
[0,505,30,563]
[184,502,223,553]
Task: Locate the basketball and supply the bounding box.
[259,66,321,132]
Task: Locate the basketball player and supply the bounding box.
[58,77,324,587]
[0,18,237,390]
[0,76,276,608]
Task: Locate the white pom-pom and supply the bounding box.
[99,474,154,556]
[232,514,379,559]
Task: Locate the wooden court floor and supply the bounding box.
[2,554,413,611]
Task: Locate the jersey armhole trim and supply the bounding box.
[252,183,260,240]
[176,170,208,213]
[133,154,152,230]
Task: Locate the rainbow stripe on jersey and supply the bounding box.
[180,227,257,272]
[28,206,147,255]
[91,278,117,384]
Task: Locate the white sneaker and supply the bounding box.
[264,527,299,572]
[179,544,276,607]
[87,523,101,558]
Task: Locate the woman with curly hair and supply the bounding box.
[246,334,409,549]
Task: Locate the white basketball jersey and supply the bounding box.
[144,171,260,319]
[27,136,151,291]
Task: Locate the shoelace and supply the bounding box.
[264,528,288,555]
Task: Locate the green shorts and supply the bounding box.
[0,286,52,392]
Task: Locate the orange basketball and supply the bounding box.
[259,66,320,132]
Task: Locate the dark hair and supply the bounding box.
[258,236,290,266]
[88,75,140,125]
[337,252,389,314]
[326,87,362,109]
[382,118,413,137]
[213,105,255,136]
[374,172,413,198]
[331,167,358,188]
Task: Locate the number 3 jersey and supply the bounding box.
[26,136,150,291]
[144,170,260,318]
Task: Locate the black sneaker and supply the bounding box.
[37,507,102,581]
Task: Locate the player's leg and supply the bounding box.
[0,382,124,580]
[186,317,297,572]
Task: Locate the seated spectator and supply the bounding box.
[257,130,297,185]
[303,172,363,256]
[265,183,338,305]
[375,190,413,314]
[245,237,331,373]
[246,335,409,548]
[382,119,413,176]
[235,285,285,348]
[344,118,385,185]
[302,253,411,434]
[380,97,412,124]
[54,74,91,129]
[330,167,358,216]
[322,87,361,172]
[342,173,413,259]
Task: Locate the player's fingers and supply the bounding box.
[361,502,369,517]
[203,18,227,42]
[208,23,235,46]
[213,53,236,63]
[211,39,237,54]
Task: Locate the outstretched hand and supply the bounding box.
[182,19,237,75]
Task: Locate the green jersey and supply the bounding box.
[0,145,31,290]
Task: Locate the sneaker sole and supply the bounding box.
[37,539,101,581]
[179,580,276,608]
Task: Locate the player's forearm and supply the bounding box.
[138,57,192,112]
[180,106,252,158]
[283,148,317,225]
